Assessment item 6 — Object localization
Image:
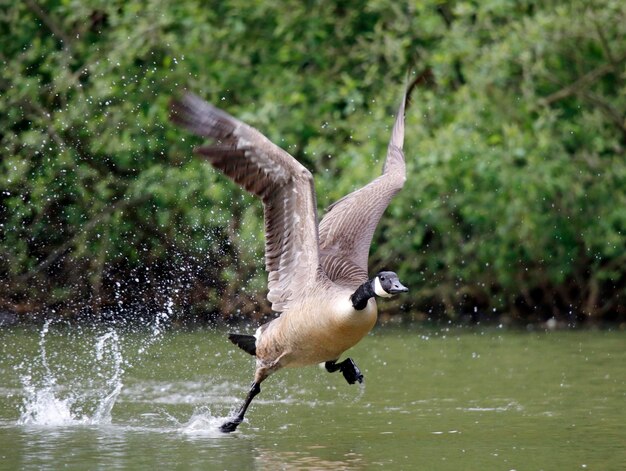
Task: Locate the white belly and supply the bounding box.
[258,295,378,367]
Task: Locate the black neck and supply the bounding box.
[351,279,375,310]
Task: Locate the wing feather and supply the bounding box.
[319,93,407,287]
[170,94,320,312]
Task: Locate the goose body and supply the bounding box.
[255,285,378,369]
[170,88,409,432]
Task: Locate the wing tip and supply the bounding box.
[169,92,239,139]
[168,92,206,131]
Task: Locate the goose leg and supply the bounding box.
[221,362,279,433]
[220,381,261,433]
[325,358,364,385]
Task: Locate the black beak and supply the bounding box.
[389,280,408,294]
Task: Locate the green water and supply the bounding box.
[0,324,624,470]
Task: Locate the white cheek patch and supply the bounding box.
[374,277,393,298]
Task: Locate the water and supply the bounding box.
[0,324,624,470]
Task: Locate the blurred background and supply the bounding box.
[1,0,625,327]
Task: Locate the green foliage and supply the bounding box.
[1,0,625,324]
[384,0,626,322]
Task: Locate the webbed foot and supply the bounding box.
[219,418,242,433]
[340,358,363,384]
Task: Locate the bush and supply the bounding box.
[1,1,625,325]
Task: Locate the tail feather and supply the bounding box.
[228,333,257,356]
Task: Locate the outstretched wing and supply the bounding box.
[318,93,407,287]
[170,94,321,312]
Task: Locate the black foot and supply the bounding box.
[325,358,364,384]
[340,358,364,385]
[219,418,241,433]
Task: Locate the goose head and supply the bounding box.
[373,271,408,298]
[351,271,408,310]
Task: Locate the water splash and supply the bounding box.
[91,329,124,423]
[18,320,80,425]
[19,321,78,425]
[17,321,125,425]
[18,374,77,426]
[137,299,172,355]
[16,300,175,427]
[353,380,366,402]
[180,407,227,436]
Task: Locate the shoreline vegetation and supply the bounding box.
[2,1,626,326]
[1,309,625,333]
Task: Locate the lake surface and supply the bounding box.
[0,322,624,470]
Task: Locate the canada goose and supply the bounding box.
[170,88,409,433]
